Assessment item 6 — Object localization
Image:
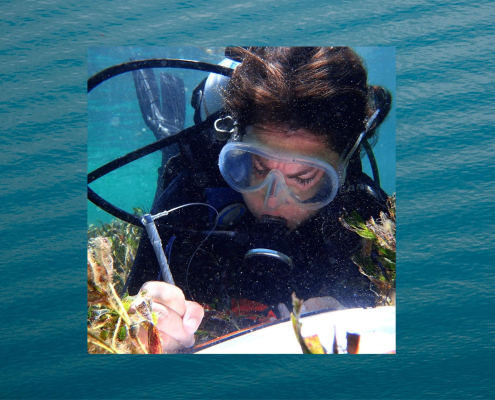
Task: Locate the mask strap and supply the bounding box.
[338,109,380,186]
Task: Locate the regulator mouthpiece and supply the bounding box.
[244,215,293,269]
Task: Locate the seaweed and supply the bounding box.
[87,207,144,295]
[290,293,361,354]
[88,236,165,354]
[340,194,396,305]
[87,208,166,354]
[291,293,327,354]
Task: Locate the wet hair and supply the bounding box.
[224,47,372,155]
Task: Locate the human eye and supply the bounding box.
[252,157,269,178]
[295,175,317,186]
[288,168,319,187]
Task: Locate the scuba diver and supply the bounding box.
[92,47,393,352]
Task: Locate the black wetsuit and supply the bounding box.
[125,156,388,312]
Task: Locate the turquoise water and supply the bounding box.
[2,0,495,399]
[87,46,395,225]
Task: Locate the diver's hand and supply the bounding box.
[301,296,344,314]
[276,296,344,319]
[130,281,204,353]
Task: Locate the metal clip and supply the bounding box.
[214,116,236,141]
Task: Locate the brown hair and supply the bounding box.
[224,47,371,155]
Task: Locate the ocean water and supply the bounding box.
[2,0,495,399]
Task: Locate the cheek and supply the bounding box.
[242,192,263,218]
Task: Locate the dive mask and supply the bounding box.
[219,133,341,211]
[218,111,379,212]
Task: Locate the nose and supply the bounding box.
[264,193,282,209]
[262,170,288,211]
[267,178,280,198]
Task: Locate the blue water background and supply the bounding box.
[87,46,395,226]
[2,0,495,399]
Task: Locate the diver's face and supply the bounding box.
[242,124,340,231]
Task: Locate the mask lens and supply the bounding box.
[219,142,339,210]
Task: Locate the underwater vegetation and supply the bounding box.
[291,293,361,354]
[87,207,144,295]
[87,207,165,354]
[291,293,327,354]
[87,236,163,354]
[340,194,396,306]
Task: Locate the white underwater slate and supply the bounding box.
[195,306,396,354]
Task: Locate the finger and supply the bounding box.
[182,301,205,335]
[159,332,184,353]
[277,303,290,319]
[302,296,344,314]
[153,303,196,349]
[140,281,187,317]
